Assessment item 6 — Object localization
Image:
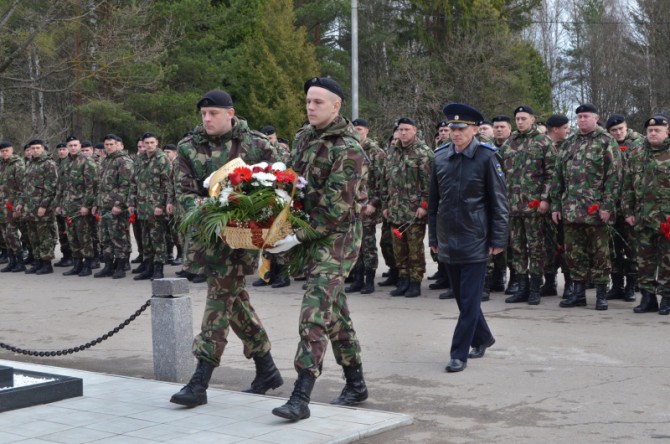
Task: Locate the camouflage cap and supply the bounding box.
[606,114,626,129]
[546,114,569,128]
[644,114,669,128]
[197,90,234,109]
[303,77,345,100]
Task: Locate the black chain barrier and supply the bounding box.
[0,299,152,357]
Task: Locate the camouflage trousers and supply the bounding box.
[132,218,143,255]
[294,273,362,378]
[67,215,95,259]
[140,217,167,264]
[352,223,378,271]
[544,216,565,275]
[1,220,22,254]
[564,223,610,284]
[636,225,670,295]
[510,215,545,275]
[380,220,396,269]
[100,213,130,260]
[89,215,100,257]
[26,219,56,261]
[167,216,184,256]
[55,215,71,257]
[391,223,426,281]
[610,215,637,276]
[192,274,271,367]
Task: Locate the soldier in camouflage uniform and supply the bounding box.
[81,141,101,269]
[15,140,58,275]
[270,77,369,421]
[551,104,623,310]
[57,136,98,277]
[622,115,670,314]
[93,134,133,279]
[606,114,643,302]
[130,138,145,264]
[170,90,283,408]
[343,118,385,295]
[163,144,184,266]
[381,117,433,298]
[53,143,73,267]
[502,106,554,305]
[0,142,26,272]
[129,132,170,281]
[377,128,400,287]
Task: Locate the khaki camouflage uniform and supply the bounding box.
[0,154,25,256]
[97,150,134,260]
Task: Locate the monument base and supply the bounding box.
[0,366,83,413]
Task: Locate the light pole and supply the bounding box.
[351,0,359,119]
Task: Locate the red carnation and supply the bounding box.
[94,213,100,222]
[421,201,428,210]
[228,172,242,186]
[528,199,541,209]
[5,202,13,212]
[587,204,600,214]
[252,166,264,173]
[129,213,136,224]
[233,167,253,182]
[392,228,403,239]
[66,216,72,226]
[265,165,273,173]
[293,201,303,211]
[619,145,627,152]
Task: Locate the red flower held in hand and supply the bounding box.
[129,213,136,224]
[233,167,253,182]
[619,145,627,152]
[94,214,100,222]
[66,217,72,226]
[5,202,13,212]
[587,204,600,214]
[661,220,670,239]
[421,201,428,210]
[392,228,403,239]
[528,199,541,209]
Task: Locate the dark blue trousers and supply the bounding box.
[445,261,494,361]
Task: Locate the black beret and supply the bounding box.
[352,118,368,128]
[196,90,234,109]
[491,115,512,124]
[94,143,104,149]
[260,125,276,135]
[479,119,493,126]
[0,141,12,149]
[141,132,157,140]
[81,140,93,148]
[606,114,626,130]
[65,135,79,143]
[23,144,29,151]
[163,144,177,152]
[442,103,484,128]
[644,114,669,128]
[397,117,417,127]
[576,103,598,114]
[303,77,345,101]
[277,137,289,145]
[56,143,67,149]
[546,114,569,128]
[436,120,448,129]
[27,139,45,147]
[514,105,535,116]
[104,133,122,142]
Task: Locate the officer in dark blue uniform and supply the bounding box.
[428,103,509,373]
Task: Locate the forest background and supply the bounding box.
[0,0,665,149]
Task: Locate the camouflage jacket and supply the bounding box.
[97,150,134,214]
[56,157,70,196]
[622,137,670,227]
[381,138,433,225]
[19,151,58,221]
[58,151,97,216]
[0,154,25,223]
[289,115,368,274]
[176,116,276,275]
[500,125,554,215]
[132,150,170,219]
[550,126,622,224]
[361,137,385,224]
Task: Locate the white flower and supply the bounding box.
[272,162,286,172]
[203,171,216,189]
[217,186,234,207]
[297,176,308,189]
[252,172,276,186]
[275,189,290,205]
[252,162,268,170]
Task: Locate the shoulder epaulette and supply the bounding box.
[479,143,497,152]
[434,143,450,153]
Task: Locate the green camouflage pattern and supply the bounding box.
[510,216,545,275]
[57,151,97,216]
[0,154,25,224]
[67,215,96,259]
[351,223,378,272]
[361,138,386,225]
[97,150,133,213]
[140,218,167,263]
[379,220,396,269]
[563,224,610,284]
[25,220,56,261]
[19,151,58,221]
[294,273,362,377]
[635,226,670,295]
[133,150,170,219]
[391,223,426,281]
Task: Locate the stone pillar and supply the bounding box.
[151,278,193,383]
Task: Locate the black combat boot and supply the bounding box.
[271,262,290,288]
[606,273,625,300]
[243,351,284,394]
[491,266,507,292]
[94,260,114,278]
[504,268,518,295]
[528,274,542,305]
[0,253,16,272]
[390,277,410,296]
[659,297,670,315]
[170,360,215,407]
[192,274,207,283]
[505,273,529,303]
[404,280,422,298]
[131,254,143,264]
[634,289,659,313]
[112,258,127,279]
[63,258,83,276]
[330,364,368,406]
[623,274,637,302]
[595,284,608,311]
[78,258,92,277]
[131,260,147,274]
[151,263,164,280]
[345,266,364,293]
[0,248,7,264]
[124,258,131,271]
[378,268,399,287]
[540,273,558,296]
[272,371,316,420]
[429,262,450,290]
[133,261,154,281]
[24,250,34,265]
[90,257,100,269]
[11,254,25,272]
[36,260,53,275]
[562,272,573,299]
[360,269,376,294]
[24,260,42,275]
[481,275,490,301]
[560,281,587,307]
[54,255,73,267]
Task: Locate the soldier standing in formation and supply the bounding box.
[53,143,73,268]
[130,137,145,265]
[268,77,368,421]
[163,143,184,266]
[0,142,26,273]
[551,104,623,310]
[377,127,400,288]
